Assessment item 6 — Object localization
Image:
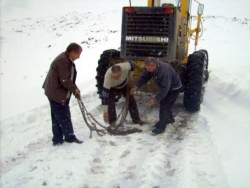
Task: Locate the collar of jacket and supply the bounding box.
[153,61,160,74]
[65,52,74,64]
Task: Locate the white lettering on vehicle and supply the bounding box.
[125,36,168,43]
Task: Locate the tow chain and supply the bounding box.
[77,86,142,138]
[77,98,106,137]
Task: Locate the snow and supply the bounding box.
[1,0,250,187]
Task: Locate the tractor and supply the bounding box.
[95,0,209,112]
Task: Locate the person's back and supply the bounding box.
[155,61,182,91]
[103,62,132,90]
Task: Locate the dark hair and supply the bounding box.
[111,65,122,75]
[145,57,157,65]
[66,43,82,53]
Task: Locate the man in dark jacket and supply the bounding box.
[130,57,182,135]
[43,43,83,145]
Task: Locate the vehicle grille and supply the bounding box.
[123,13,171,58]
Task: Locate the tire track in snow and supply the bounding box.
[0,104,54,176]
[129,111,228,188]
[78,132,159,187]
[76,93,228,187]
[168,114,227,188]
[1,92,228,187]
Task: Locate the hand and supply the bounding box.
[130,87,137,95]
[148,98,156,107]
[103,112,109,123]
[74,89,81,99]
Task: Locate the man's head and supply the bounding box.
[66,43,82,61]
[111,65,122,80]
[144,57,158,72]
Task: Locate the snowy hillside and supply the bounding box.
[1,0,250,187]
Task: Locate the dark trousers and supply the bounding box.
[48,98,76,143]
[108,85,140,124]
[155,89,180,130]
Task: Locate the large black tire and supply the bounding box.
[183,49,209,112]
[95,49,120,100]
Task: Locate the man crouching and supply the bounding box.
[102,61,144,126]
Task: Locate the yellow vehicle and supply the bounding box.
[96,0,209,112]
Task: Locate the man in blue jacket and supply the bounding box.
[130,57,182,135]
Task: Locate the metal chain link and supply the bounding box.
[77,85,142,137]
[77,98,107,138]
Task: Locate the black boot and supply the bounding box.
[151,128,165,135]
[53,140,64,146]
[132,119,145,126]
[65,136,83,144]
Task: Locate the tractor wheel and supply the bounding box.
[183,49,209,112]
[95,49,120,100]
[199,49,209,81]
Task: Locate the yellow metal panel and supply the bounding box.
[181,0,189,19]
[148,0,154,7]
[181,0,190,64]
[133,60,145,77]
[195,15,202,46]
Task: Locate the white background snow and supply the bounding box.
[1,0,250,187]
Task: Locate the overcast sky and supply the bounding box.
[1,0,85,21]
[0,0,144,21]
[0,0,183,22]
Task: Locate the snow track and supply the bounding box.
[1,92,228,187]
[131,110,227,188]
[84,94,227,188]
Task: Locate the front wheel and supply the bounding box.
[183,49,209,112]
[95,49,121,100]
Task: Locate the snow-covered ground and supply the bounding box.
[1,0,250,187]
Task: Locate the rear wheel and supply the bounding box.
[95,49,121,100]
[183,49,209,112]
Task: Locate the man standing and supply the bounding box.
[130,57,182,135]
[102,61,144,126]
[43,43,83,146]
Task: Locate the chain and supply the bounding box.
[110,85,130,131]
[77,98,107,138]
[77,85,141,137]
